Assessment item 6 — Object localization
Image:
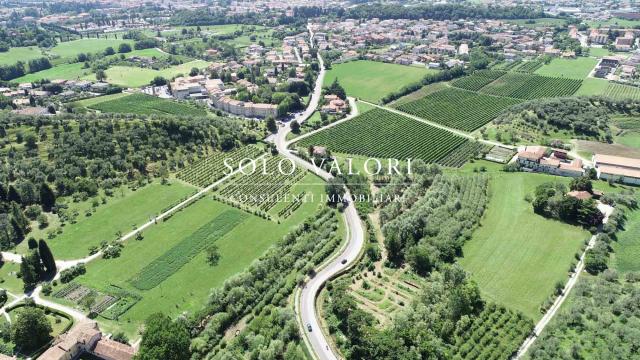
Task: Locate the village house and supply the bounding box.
[321,94,348,114]
[38,321,135,360]
[517,146,585,177]
[171,75,224,100]
[211,95,277,118]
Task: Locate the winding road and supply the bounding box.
[271,24,365,360]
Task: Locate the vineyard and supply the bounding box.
[480,73,582,100]
[603,83,640,100]
[394,88,521,131]
[451,70,506,91]
[215,156,306,216]
[513,59,544,73]
[297,108,470,163]
[88,93,207,116]
[452,303,533,360]
[176,146,264,187]
[128,210,247,290]
[436,141,490,167]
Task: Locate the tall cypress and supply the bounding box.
[7,185,20,205]
[38,239,56,275]
[39,183,56,212]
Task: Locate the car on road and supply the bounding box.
[307,323,312,332]
[341,259,347,265]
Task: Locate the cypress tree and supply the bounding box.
[38,239,56,275]
[27,237,37,249]
[7,185,20,204]
[0,183,6,201]
[39,183,55,212]
[10,217,24,244]
[19,254,38,292]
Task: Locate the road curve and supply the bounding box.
[272,24,365,360]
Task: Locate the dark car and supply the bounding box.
[307,323,313,332]
[341,259,347,265]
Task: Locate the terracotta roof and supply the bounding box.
[93,338,135,360]
[594,154,640,169]
[598,165,640,179]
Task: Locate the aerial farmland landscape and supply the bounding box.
[0,0,639,359]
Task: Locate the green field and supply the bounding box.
[88,93,207,116]
[460,173,590,320]
[73,93,130,108]
[502,18,567,28]
[50,38,135,59]
[575,78,609,96]
[13,62,92,83]
[323,60,436,102]
[41,181,195,260]
[535,57,598,80]
[0,46,44,66]
[101,60,209,87]
[55,172,326,336]
[612,208,640,272]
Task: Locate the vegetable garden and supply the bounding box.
[394,87,521,131]
[177,146,264,187]
[297,108,470,163]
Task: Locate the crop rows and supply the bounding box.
[278,191,306,219]
[451,70,506,91]
[603,83,640,100]
[514,59,543,73]
[217,156,306,213]
[394,88,521,131]
[436,141,489,168]
[501,60,522,71]
[89,93,207,116]
[99,286,142,320]
[129,210,247,290]
[297,108,469,163]
[453,304,533,360]
[177,146,263,187]
[480,73,582,100]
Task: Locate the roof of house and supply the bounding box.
[598,165,640,179]
[93,338,135,360]
[594,154,640,169]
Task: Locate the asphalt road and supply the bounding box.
[272,24,365,360]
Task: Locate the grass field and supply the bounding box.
[54,172,327,336]
[41,181,195,260]
[323,60,436,102]
[502,18,567,28]
[13,62,92,83]
[612,207,640,273]
[50,38,135,59]
[460,173,590,320]
[101,60,209,87]
[534,57,598,80]
[88,93,207,116]
[0,46,44,66]
[0,262,24,294]
[575,78,609,96]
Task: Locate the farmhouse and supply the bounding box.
[38,321,135,360]
[517,146,584,177]
[593,154,640,185]
[211,95,278,118]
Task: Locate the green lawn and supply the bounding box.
[47,173,328,337]
[535,57,597,80]
[42,181,195,260]
[0,46,44,66]
[612,207,640,273]
[50,38,135,59]
[586,17,640,28]
[13,62,93,83]
[575,78,609,96]
[101,60,209,87]
[501,18,567,28]
[460,173,590,320]
[0,262,24,294]
[323,60,437,103]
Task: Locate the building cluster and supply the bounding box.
[516,146,640,185]
[38,321,135,360]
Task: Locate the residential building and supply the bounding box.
[517,146,584,177]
